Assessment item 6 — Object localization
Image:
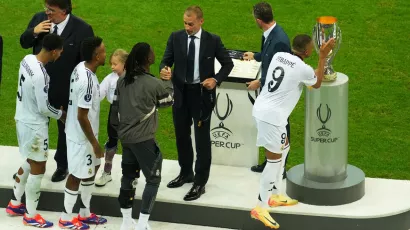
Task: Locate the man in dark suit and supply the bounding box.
[160,5,233,201]
[19,0,94,182]
[243,2,292,175]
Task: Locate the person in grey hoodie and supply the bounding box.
[110,42,173,230]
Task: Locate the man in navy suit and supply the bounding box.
[243,2,292,176]
[160,5,233,201]
[19,0,94,182]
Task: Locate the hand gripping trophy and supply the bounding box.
[313,16,342,81]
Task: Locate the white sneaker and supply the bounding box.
[95,172,112,187]
[121,219,137,230]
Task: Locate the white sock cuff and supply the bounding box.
[121,208,132,214]
[16,161,31,183]
[65,188,79,196]
[139,213,149,218]
[267,159,281,163]
[81,181,95,186]
[22,161,31,171]
[28,174,44,179]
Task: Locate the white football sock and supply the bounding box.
[11,161,31,205]
[121,208,132,221]
[25,174,44,218]
[79,181,94,217]
[275,146,290,194]
[136,213,150,229]
[258,158,282,208]
[61,188,78,221]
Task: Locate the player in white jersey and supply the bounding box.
[6,34,66,228]
[250,35,335,229]
[58,36,107,230]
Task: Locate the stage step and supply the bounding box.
[1,146,409,230]
[0,208,230,229]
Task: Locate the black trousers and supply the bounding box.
[122,139,162,214]
[106,104,118,149]
[122,139,161,183]
[52,99,68,170]
[173,84,212,186]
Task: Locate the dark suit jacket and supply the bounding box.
[20,12,94,107]
[254,24,291,87]
[160,29,234,112]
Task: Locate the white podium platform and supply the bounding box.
[1,146,410,230]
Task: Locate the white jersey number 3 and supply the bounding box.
[268,66,285,93]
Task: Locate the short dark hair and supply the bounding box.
[45,0,72,14]
[81,36,103,62]
[253,2,274,23]
[42,34,63,51]
[185,5,203,19]
[292,34,312,53]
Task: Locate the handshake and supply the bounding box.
[160,66,172,81]
[160,66,217,90]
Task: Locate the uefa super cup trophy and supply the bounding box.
[313,16,342,81]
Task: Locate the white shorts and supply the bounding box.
[254,118,289,153]
[16,121,49,162]
[67,139,101,179]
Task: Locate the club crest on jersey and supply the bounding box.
[84,94,92,102]
[88,168,92,175]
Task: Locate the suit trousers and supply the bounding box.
[172,84,212,186]
[51,100,68,170]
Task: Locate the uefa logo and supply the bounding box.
[316,104,332,137]
[211,93,233,140]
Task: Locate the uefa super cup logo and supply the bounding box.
[316,104,332,137]
[211,93,233,139]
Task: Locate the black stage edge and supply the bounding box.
[1,188,409,230]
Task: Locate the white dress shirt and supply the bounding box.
[263,22,276,43]
[186,28,202,84]
[50,14,70,35]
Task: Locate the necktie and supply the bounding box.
[52,25,58,35]
[261,35,265,51]
[186,35,196,84]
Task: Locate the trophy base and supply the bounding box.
[323,72,337,82]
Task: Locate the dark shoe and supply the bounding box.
[283,170,287,179]
[183,184,205,201]
[251,160,266,173]
[13,173,16,180]
[51,168,68,182]
[167,174,194,188]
